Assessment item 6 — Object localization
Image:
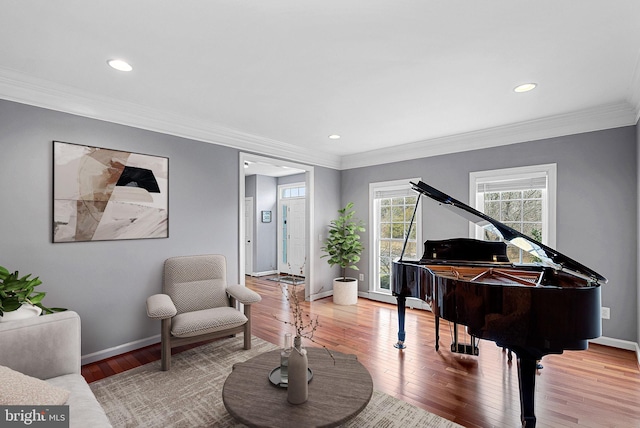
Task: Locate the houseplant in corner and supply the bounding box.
[321,202,366,305]
[0,265,65,321]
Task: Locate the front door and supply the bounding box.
[277,184,306,276]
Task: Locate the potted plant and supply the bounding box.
[0,265,65,321]
[321,202,365,305]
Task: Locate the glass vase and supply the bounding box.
[280,333,292,385]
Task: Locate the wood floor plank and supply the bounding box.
[82,275,640,427]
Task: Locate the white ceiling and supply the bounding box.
[244,160,305,178]
[1,1,639,170]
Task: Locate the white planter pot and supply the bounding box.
[332,278,358,305]
[0,304,42,322]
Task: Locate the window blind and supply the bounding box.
[477,176,547,193]
[374,187,415,199]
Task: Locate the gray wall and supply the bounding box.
[312,167,342,297]
[278,173,306,186]
[0,99,343,358]
[637,117,640,346]
[0,100,241,356]
[342,126,638,342]
[1,97,636,355]
[254,175,277,273]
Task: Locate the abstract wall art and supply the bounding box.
[53,141,169,242]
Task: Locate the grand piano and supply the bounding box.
[392,181,606,427]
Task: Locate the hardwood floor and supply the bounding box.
[83,276,640,427]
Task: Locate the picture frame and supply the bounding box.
[52,141,169,242]
[261,210,272,223]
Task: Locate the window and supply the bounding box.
[370,179,422,294]
[281,185,305,199]
[469,164,556,263]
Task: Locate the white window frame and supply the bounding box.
[469,164,557,250]
[368,178,423,304]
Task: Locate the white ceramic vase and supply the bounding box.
[0,303,42,322]
[287,336,308,404]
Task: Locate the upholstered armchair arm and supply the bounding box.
[146,294,177,319]
[226,285,262,305]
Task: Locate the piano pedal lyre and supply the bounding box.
[450,323,480,356]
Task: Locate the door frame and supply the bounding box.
[238,153,315,300]
[244,196,254,276]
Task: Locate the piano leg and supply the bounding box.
[517,355,538,428]
[394,295,407,349]
[435,316,440,351]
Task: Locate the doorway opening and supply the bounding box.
[239,153,314,301]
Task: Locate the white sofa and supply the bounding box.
[0,311,111,427]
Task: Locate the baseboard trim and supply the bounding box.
[81,325,640,369]
[359,291,431,310]
[589,336,640,365]
[81,334,160,365]
[310,290,333,301]
[249,270,278,277]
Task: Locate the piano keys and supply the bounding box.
[392,181,606,428]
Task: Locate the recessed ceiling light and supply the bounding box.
[107,59,133,72]
[328,134,341,140]
[514,83,537,93]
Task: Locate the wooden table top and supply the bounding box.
[222,347,373,428]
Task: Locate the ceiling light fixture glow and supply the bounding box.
[107,59,133,72]
[328,134,341,140]
[514,83,537,93]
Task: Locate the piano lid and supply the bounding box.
[410,180,607,284]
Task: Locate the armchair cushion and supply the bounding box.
[164,255,230,313]
[169,279,230,312]
[146,294,177,319]
[227,285,262,305]
[171,307,248,338]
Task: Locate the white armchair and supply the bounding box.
[146,254,261,371]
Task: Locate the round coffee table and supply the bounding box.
[222,347,373,427]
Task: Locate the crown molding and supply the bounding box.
[0,68,341,170]
[340,102,638,170]
[0,67,636,173]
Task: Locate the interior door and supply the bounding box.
[244,197,254,275]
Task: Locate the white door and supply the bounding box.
[244,197,254,275]
[277,184,306,276]
[286,198,306,275]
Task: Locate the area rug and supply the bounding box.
[265,276,305,285]
[90,336,463,427]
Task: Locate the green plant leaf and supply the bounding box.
[2,296,21,312]
[0,267,65,314]
[321,203,365,276]
[28,292,46,304]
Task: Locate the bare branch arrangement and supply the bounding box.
[273,260,334,362]
[279,278,321,341]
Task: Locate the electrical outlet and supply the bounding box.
[359,273,364,281]
[601,307,610,320]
